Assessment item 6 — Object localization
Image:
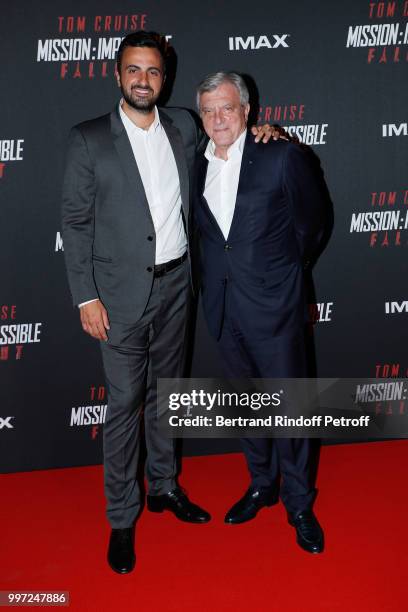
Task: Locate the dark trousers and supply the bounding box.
[100,260,190,528]
[217,314,316,515]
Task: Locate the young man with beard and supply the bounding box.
[62,32,278,573]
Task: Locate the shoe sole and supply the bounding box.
[107,557,136,574]
[296,537,324,554]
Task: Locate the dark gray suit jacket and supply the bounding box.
[61,105,200,323]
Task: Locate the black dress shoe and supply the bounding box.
[288,510,324,553]
[107,528,136,574]
[225,487,279,524]
[147,488,211,523]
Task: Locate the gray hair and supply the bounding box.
[196,71,249,110]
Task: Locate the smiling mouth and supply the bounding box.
[132,87,153,97]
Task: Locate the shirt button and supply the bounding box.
[147,236,153,241]
[147,266,153,272]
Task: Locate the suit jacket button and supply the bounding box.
[224,244,231,250]
[147,236,153,241]
[147,266,153,272]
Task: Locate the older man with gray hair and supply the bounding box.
[194,71,328,553]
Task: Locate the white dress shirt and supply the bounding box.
[79,103,186,308]
[203,129,247,240]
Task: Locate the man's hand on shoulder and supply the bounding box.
[79,299,110,341]
[251,124,299,144]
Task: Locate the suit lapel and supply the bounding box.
[227,131,253,240]
[197,153,225,241]
[110,106,154,226]
[197,131,254,241]
[159,109,190,220]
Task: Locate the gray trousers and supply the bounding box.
[100,260,190,528]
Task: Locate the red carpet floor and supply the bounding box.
[1,441,407,611]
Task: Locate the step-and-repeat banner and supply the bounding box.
[1,0,407,472]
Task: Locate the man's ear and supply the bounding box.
[244,103,250,122]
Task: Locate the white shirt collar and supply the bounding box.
[119,99,161,134]
[204,128,247,162]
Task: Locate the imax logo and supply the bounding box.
[385,301,408,314]
[0,416,14,429]
[382,123,408,137]
[228,34,289,51]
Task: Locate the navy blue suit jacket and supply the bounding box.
[195,132,328,341]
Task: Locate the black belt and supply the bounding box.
[153,252,187,278]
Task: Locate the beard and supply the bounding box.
[121,84,160,114]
